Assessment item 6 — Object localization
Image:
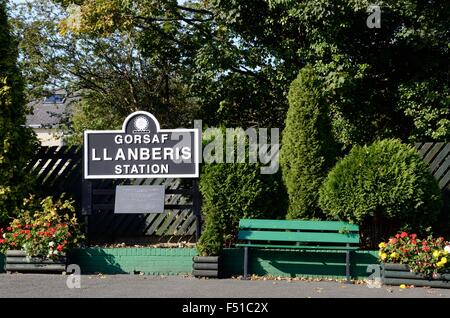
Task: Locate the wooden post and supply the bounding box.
[192,178,202,240]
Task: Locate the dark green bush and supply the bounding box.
[280,65,338,219]
[0,1,37,226]
[319,139,443,247]
[197,136,287,255]
[196,209,223,256]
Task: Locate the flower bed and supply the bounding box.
[0,196,84,273]
[378,232,450,288]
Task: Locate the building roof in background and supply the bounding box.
[26,90,80,128]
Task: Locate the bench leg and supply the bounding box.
[242,246,249,280]
[345,250,351,284]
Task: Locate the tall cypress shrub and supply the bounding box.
[280,65,338,219]
[0,0,37,225]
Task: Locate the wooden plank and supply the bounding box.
[434,153,450,182]
[383,278,450,289]
[418,142,434,156]
[6,257,66,264]
[429,143,450,173]
[423,142,445,165]
[5,263,66,272]
[237,230,360,243]
[239,219,359,232]
[193,263,219,270]
[192,270,219,277]
[438,170,450,189]
[235,244,359,250]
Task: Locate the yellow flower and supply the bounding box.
[399,284,406,289]
[441,257,447,264]
[390,252,398,259]
[378,242,386,249]
[433,250,440,258]
[380,253,387,261]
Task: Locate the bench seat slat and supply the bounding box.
[238,230,359,244]
[239,219,359,232]
[235,244,358,250]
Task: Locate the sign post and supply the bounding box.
[82,111,201,238]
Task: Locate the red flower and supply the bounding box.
[6,227,11,231]
[16,224,22,229]
[400,232,408,238]
[56,245,64,252]
[25,224,30,229]
[25,230,30,234]
[0,239,5,244]
[422,241,428,246]
[410,234,417,239]
[389,238,398,244]
[12,233,18,238]
[411,240,417,245]
[395,234,400,238]
[422,246,430,252]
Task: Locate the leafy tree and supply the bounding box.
[280,65,338,219]
[319,139,443,247]
[198,128,287,254]
[0,0,37,226]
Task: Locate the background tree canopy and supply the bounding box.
[10,0,448,146]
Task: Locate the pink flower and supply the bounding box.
[400,232,408,238]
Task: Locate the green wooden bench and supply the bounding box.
[236,219,360,282]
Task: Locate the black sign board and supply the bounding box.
[114,185,165,214]
[84,111,199,179]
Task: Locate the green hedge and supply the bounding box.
[280,65,338,219]
[319,139,443,247]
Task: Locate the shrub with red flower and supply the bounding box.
[378,232,450,277]
[0,195,84,260]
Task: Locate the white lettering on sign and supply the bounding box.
[114,164,169,174]
[114,133,170,145]
[84,111,199,179]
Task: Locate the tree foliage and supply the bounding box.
[319,139,443,247]
[0,0,37,226]
[280,65,338,219]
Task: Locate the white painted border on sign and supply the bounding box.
[84,111,200,179]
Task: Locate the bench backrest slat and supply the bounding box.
[238,230,359,244]
[237,219,360,246]
[239,219,359,232]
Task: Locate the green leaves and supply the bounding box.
[0,1,38,226]
[319,139,443,247]
[280,65,339,220]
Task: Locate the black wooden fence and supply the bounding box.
[26,146,199,243]
[26,143,450,243]
[415,142,450,192]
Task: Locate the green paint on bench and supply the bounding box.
[238,230,359,244]
[239,219,359,231]
[237,219,360,281]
